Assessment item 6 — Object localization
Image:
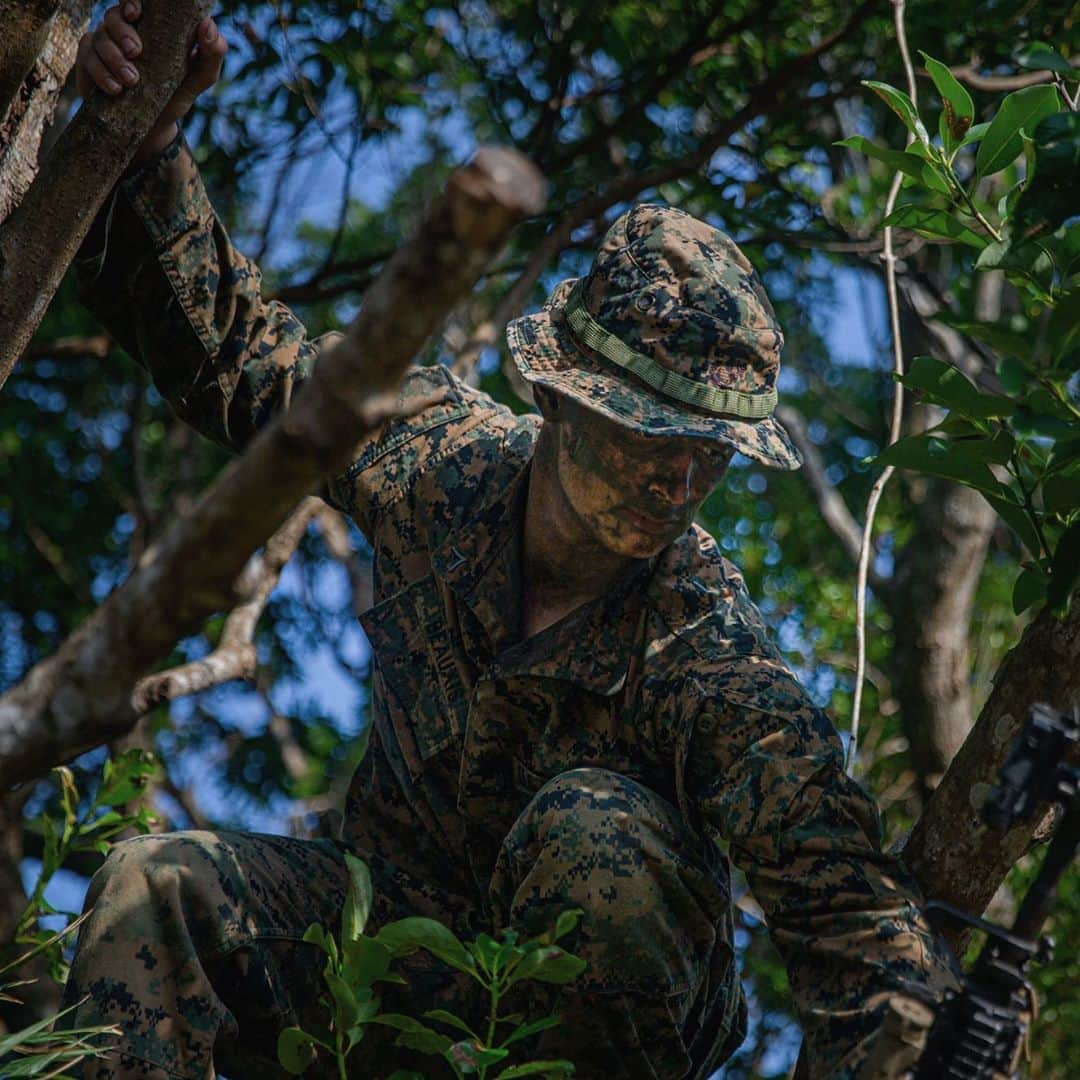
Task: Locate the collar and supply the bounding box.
[431,458,656,694]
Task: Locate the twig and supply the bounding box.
[847,0,915,774]
[131,498,321,713]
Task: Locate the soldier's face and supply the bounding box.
[551,400,734,558]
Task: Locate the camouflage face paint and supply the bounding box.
[550,399,733,559]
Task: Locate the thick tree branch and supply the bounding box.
[904,599,1080,949]
[0,0,91,224]
[131,497,322,713]
[0,0,213,385]
[0,0,62,124]
[0,147,545,788]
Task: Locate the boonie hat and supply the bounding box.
[506,204,802,470]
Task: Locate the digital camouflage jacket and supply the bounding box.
[76,135,957,1078]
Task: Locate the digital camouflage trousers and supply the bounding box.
[63,769,746,1079]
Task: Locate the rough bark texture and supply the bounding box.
[0,146,545,788]
[0,0,61,124]
[0,0,91,224]
[0,0,213,386]
[891,482,997,799]
[904,599,1080,939]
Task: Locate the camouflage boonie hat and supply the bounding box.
[506,204,802,470]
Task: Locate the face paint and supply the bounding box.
[550,400,733,559]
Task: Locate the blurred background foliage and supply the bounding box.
[1,0,1077,1075]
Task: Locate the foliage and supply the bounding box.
[843,51,1080,618]
[4,2,1080,1075]
[0,751,158,1078]
[277,853,583,1079]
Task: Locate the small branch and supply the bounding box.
[131,497,321,713]
[950,61,1076,93]
[848,0,914,774]
[22,331,111,360]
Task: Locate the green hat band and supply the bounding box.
[563,280,777,421]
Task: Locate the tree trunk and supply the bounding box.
[0,0,91,224]
[891,481,997,799]
[904,599,1080,940]
[0,146,544,789]
[0,0,213,386]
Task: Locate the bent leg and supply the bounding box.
[490,769,746,1079]
[63,829,350,1080]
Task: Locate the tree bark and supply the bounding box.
[0,146,544,789]
[0,0,91,224]
[0,0,62,124]
[904,599,1080,939]
[0,0,213,386]
[891,482,997,799]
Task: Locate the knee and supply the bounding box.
[526,768,683,858]
[87,830,237,926]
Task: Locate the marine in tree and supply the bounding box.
[54,7,966,1078]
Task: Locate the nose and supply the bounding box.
[646,449,696,508]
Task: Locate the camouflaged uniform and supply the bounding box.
[63,136,957,1080]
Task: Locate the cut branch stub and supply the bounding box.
[0,147,544,788]
[0,0,212,388]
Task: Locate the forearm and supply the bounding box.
[76,133,320,451]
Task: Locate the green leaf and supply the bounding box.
[1015,43,1077,78]
[324,971,362,1027]
[342,936,395,987]
[447,1040,510,1071]
[375,918,475,974]
[982,491,1045,556]
[277,1027,320,1074]
[1047,520,1080,616]
[1043,472,1080,517]
[920,52,974,152]
[303,922,331,955]
[1012,565,1049,615]
[958,121,990,149]
[370,1013,455,1055]
[880,205,986,248]
[96,749,157,807]
[862,80,930,146]
[342,853,373,942]
[500,1013,563,1048]
[469,932,502,973]
[496,1061,577,1079]
[1012,115,1080,241]
[834,136,936,184]
[875,433,1009,490]
[504,946,587,988]
[423,1008,481,1039]
[975,84,1061,177]
[551,909,584,943]
[899,355,1015,419]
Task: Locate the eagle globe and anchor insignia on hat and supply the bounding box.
[506,204,803,471]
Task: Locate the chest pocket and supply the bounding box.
[361,574,469,778]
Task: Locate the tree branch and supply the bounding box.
[0,0,92,225]
[0,0,214,384]
[0,0,62,125]
[0,146,545,787]
[131,497,322,713]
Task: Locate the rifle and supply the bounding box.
[859,702,1079,1079]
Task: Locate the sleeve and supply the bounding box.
[75,132,332,453]
[74,133,513,542]
[684,654,959,1078]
